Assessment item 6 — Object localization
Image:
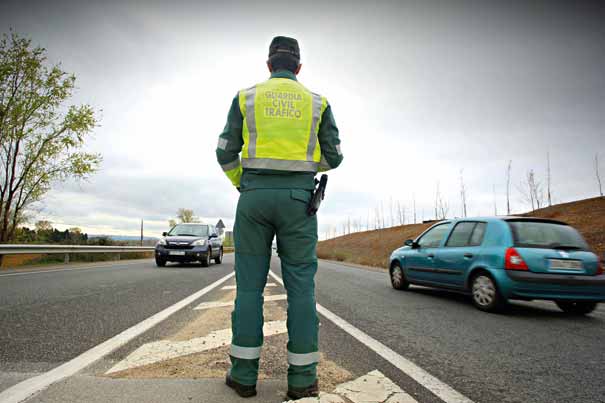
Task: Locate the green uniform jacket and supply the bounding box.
[216,70,343,190]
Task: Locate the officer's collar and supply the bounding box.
[270,70,298,81]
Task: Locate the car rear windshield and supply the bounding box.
[168,224,209,237]
[507,220,589,250]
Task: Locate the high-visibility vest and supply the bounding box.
[238,77,327,172]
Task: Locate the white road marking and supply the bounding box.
[0,260,152,277]
[285,370,418,403]
[106,320,287,374]
[193,294,287,310]
[268,271,474,403]
[0,271,235,403]
[334,370,417,403]
[221,283,277,290]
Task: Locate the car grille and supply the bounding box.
[164,242,194,250]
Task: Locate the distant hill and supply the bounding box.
[317,196,605,268]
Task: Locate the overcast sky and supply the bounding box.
[1,0,604,238]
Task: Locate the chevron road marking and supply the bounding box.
[193,293,287,310]
[105,320,287,374]
[221,283,277,290]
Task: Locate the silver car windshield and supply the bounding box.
[168,224,209,237]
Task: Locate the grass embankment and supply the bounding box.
[317,196,605,269]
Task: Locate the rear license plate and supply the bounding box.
[549,259,583,270]
[169,251,186,256]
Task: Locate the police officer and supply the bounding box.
[216,36,343,399]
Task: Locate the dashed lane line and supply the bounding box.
[0,271,235,403]
[268,271,475,403]
[193,294,287,310]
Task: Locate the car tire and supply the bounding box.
[201,249,211,267]
[155,257,166,267]
[470,273,505,313]
[214,248,223,264]
[555,300,597,315]
[390,262,409,290]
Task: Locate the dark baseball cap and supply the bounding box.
[268,36,300,60]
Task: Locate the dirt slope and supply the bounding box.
[317,196,605,268]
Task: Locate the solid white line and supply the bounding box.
[268,271,474,403]
[0,271,235,403]
[0,260,152,277]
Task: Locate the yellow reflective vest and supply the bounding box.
[238,77,327,172]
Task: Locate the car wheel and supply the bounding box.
[155,257,166,267]
[390,262,409,290]
[201,249,211,267]
[214,248,223,264]
[471,273,504,312]
[555,300,597,315]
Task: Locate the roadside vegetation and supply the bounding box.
[317,196,605,269]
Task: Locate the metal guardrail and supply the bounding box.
[0,244,155,263]
[0,245,155,255]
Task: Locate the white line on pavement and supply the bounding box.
[268,271,475,403]
[193,294,287,310]
[0,260,152,277]
[221,283,277,290]
[106,320,287,374]
[0,271,235,403]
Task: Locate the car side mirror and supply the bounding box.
[162,232,168,236]
[209,233,218,239]
[404,239,418,248]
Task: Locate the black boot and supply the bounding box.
[287,380,319,400]
[226,373,257,398]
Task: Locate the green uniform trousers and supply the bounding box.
[229,188,319,388]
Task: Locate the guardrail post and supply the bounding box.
[64,253,70,264]
[116,253,121,261]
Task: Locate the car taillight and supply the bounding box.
[505,248,529,271]
[597,260,604,276]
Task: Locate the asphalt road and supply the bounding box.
[314,260,605,403]
[0,260,231,376]
[1,257,604,403]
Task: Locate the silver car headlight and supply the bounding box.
[157,238,167,246]
[192,239,207,246]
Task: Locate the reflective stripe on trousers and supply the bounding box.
[231,344,262,360]
[287,350,320,366]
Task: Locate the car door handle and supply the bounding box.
[464,253,474,258]
[427,254,435,259]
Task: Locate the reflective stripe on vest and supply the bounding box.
[231,344,262,360]
[239,79,326,172]
[287,350,320,366]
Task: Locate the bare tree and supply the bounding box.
[413,195,417,224]
[519,170,544,211]
[493,184,497,216]
[506,160,512,215]
[546,152,552,206]
[459,169,468,217]
[435,182,449,220]
[596,153,603,197]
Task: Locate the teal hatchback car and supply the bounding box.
[389,217,605,314]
